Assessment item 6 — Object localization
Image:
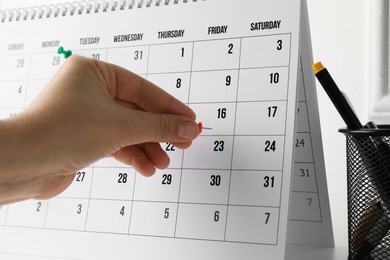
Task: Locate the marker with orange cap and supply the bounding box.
[313,62,390,257]
[312,62,362,129]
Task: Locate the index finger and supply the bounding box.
[98,60,196,120]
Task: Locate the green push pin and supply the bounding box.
[57,46,72,59]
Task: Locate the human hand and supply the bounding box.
[0,55,199,204]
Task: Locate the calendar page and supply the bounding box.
[287,0,333,246]
[0,0,303,259]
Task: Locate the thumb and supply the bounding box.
[124,110,199,145]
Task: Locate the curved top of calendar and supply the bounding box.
[0,0,205,23]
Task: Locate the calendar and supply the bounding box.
[0,0,333,259]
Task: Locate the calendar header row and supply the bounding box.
[2,19,287,53]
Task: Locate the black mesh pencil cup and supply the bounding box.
[339,126,390,260]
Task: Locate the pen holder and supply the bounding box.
[340,126,390,260]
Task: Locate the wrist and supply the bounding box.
[0,117,22,181]
[0,113,51,182]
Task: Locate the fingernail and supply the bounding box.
[179,121,198,140]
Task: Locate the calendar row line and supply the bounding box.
[0,32,291,56]
[1,101,312,135]
[0,192,322,233]
[0,67,291,105]
[58,167,284,206]
[0,33,291,78]
[1,97,291,108]
[54,158,318,207]
[0,107,297,136]
[32,199,284,208]
[61,132,313,171]
[0,201,280,244]
[1,191,323,239]
[56,162,316,204]
[50,166,287,171]
[0,66,292,79]
[0,96,291,106]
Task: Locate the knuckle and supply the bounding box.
[156,114,172,140]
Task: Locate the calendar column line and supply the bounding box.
[0,206,4,226]
[127,168,138,234]
[223,37,243,241]
[184,41,196,106]
[274,33,293,245]
[174,41,195,238]
[299,55,321,213]
[28,54,51,230]
[143,44,152,82]
[82,45,110,230]
[83,165,96,231]
[292,54,323,222]
[145,44,151,78]
[221,34,292,244]
[2,206,6,226]
[3,52,33,226]
[42,200,50,228]
[173,153,185,238]
[104,47,109,63]
[21,54,33,113]
[128,43,151,235]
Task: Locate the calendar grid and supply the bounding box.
[0,32,299,245]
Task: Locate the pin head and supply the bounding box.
[197,122,212,134]
[57,46,73,59]
[197,122,203,134]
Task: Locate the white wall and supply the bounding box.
[0,0,370,248]
[308,0,369,247]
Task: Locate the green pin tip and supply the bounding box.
[57,46,72,59]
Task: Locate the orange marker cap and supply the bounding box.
[312,62,325,74]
